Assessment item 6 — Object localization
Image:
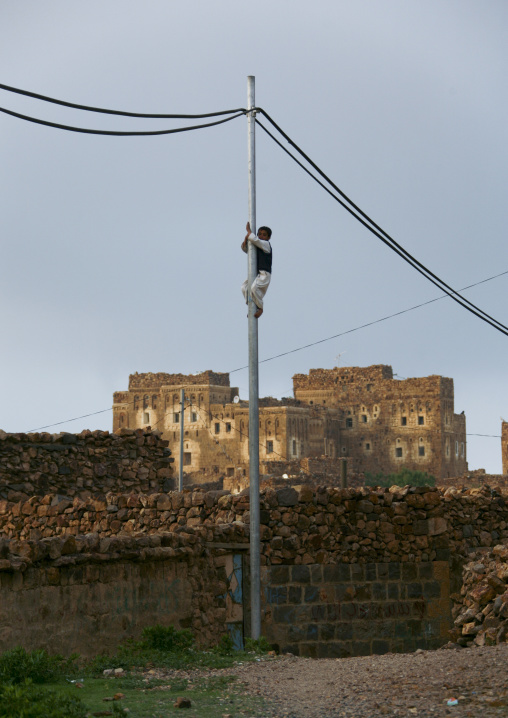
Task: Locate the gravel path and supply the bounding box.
[229,644,508,717]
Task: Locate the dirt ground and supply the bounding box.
[223,643,508,717]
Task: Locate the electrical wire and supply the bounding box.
[255,114,508,338]
[0,105,245,136]
[0,82,246,119]
[228,269,508,374]
[23,268,507,433]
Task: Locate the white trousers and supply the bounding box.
[241,271,271,310]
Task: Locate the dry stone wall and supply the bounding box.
[0,429,174,500]
[450,543,508,647]
[1,485,507,566]
[439,470,508,492]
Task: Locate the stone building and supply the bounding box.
[112,365,467,480]
[502,422,508,475]
[293,365,467,478]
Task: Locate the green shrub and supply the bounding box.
[0,647,78,685]
[0,680,87,718]
[244,636,271,654]
[140,624,194,652]
[214,633,234,655]
[365,468,435,488]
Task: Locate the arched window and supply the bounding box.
[133,395,140,410]
[143,395,149,409]
[152,395,157,409]
[120,414,125,426]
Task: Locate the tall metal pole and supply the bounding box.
[247,75,261,640]
[179,388,185,491]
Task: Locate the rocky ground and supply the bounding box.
[168,644,508,717]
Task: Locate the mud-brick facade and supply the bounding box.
[293,365,467,478]
[113,365,467,480]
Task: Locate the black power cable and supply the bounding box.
[0,82,246,119]
[255,113,508,337]
[0,105,245,136]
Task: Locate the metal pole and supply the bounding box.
[179,388,185,491]
[247,75,261,640]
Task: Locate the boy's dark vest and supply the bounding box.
[257,243,272,273]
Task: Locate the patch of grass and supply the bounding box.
[0,628,272,717]
[46,675,263,718]
[0,679,87,718]
[0,646,79,685]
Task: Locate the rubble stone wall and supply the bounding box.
[1,486,507,567]
[261,560,452,656]
[0,429,174,500]
[0,528,242,657]
[438,470,508,492]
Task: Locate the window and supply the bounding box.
[401,416,407,426]
[267,440,273,454]
[215,423,220,434]
[143,412,150,424]
[419,446,425,457]
[455,441,459,457]
[418,416,424,425]
[227,467,234,477]
[226,423,231,433]
[183,452,191,466]
[361,415,367,423]
[143,395,149,409]
[365,443,371,450]
[191,412,197,423]
[292,440,297,455]
[461,442,465,458]
[395,447,403,458]
[367,384,372,392]
[174,412,180,423]
[346,418,353,428]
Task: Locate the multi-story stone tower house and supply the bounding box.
[292,365,467,479]
[112,365,467,480]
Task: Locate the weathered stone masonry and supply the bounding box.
[113,364,467,480]
[0,528,244,657]
[2,484,507,656]
[0,429,174,500]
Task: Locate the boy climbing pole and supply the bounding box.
[241,221,272,318]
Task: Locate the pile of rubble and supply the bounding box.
[451,543,508,646]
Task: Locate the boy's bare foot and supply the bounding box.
[254,307,263,318]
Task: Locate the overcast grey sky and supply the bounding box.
[1,1,506,472]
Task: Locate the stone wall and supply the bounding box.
[0,526,245,657]
[438,470,508,492]
[0,429,174,500]
[262,560,452,656]
[127,371,231,390]
[2,486,507,566]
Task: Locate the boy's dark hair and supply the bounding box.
[258,226,272,238]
